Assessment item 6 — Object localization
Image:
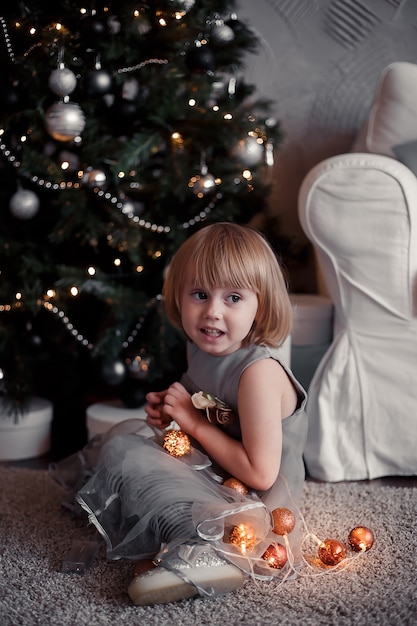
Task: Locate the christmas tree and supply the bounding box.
[0,1,282,448]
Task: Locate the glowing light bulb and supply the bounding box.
[348,527,374,552]
[318,538,346,566]
[229,523,257,555]
[262,543,288,569]
[163,430,191,457]
[70,286,78,296]
[271,507,296,536]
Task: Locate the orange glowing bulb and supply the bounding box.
[162,430,191,457]
[348,526,375,552]
[318,538,346,566]
[223,477,248,495]
[271,507,296,536]
[229,523,257,554]
[261,543,288,569]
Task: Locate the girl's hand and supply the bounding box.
[162,382,204,436]
[145,390,171,429]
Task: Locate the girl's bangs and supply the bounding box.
[189,243,256,291]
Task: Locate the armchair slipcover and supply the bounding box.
[298,153,417,481]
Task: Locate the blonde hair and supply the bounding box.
[163,222,292,347]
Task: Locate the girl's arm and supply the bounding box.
[161,359,297,491]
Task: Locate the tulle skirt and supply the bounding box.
[76,432,299,581]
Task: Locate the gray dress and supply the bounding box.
[76,341,308,581]
[181,341,308,514]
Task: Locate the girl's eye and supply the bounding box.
[227,293,241,303]
[191,291,207,300]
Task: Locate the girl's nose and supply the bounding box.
[204,298,222,319]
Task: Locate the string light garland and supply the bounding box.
[211,475,375,582]
[223,514,374,578]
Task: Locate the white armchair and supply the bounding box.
[298,62,417,482]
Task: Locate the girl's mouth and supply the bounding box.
[201,327,224,337]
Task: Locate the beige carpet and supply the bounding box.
[0,467,416,626]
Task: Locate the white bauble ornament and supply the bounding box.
[48,67,77,97]
[45,101,86,142]
[232,136,264,167]
[10,189,40,220]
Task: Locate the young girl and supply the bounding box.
[76,222,308,605]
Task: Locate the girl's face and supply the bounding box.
[180,271,258,356]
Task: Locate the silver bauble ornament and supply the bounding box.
[84,68,113,96]
[45,101,86,142]
[100,358,126,386]
[84,168,107,189]
[192,173,216,195]
[48,67,77,97]
[210,20,235,45]
[121,198,145,218]
[232,136,264,167]
[9,189,40,220]
[175,0,195,10]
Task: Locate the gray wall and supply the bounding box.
[238,0,417,291]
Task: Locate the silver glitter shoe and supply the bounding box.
[128,543,245,606]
